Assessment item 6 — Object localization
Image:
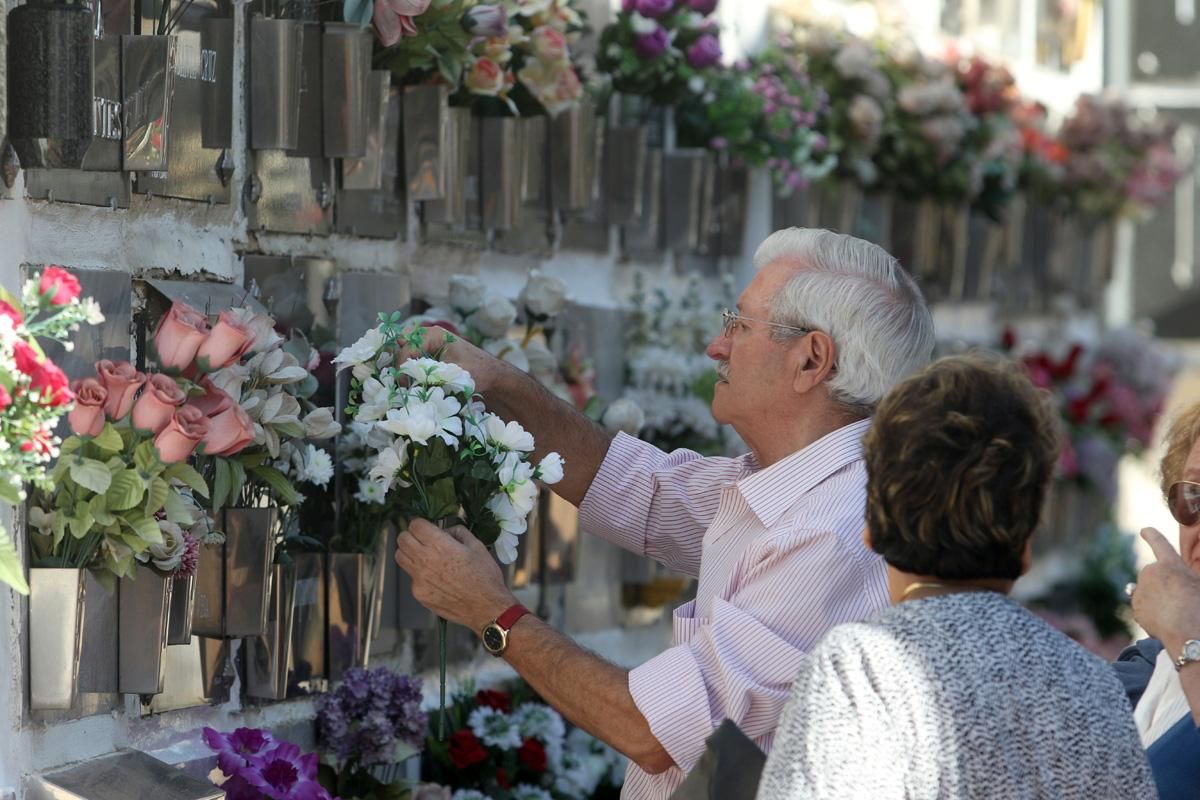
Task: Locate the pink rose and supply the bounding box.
[39,266,81,306]
[153,302,210,371]
[188,377,236,417]
[95,360,145,421]
[530,25,568,64]
[203,404,257,457]
[132,373,187,434]
[465,57,510,96]
[195,310,252,371]
[67,378,108,438]
[154,405,210,464]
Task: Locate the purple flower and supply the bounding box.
[710,136,727,150]
[634,26,670,59]
[317,667,427,769]
[203,727,275,778]
[635,0,673,18]
[239,742,331,800]
[687,0,717,14]
[621,0,636,10]
[461,4,507,37]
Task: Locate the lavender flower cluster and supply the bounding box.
[317,666,427,768]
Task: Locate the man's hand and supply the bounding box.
[394,518,518,632]
[1132,527,1200,654]
[398,325,505,394]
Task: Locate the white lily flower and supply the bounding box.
[334,327,385,372]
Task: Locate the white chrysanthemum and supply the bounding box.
[298,444,334,487]
[467,706,522,750]
[334,327,385,372]
[513,702,566,744]
[397,357,475,395]
[354,478,387,505]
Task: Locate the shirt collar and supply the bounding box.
[737,418,871,527]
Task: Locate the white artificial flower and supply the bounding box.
[487,492,528,536]
[209,363,251,402]
[601,399,645,436]
[82,298,105,325]
[27,507,57,537]
[368,441,411,492]
[302,407,341,439]
[468,294,517,339]
[137,520,187,572]
[229,307,285,353]
[448,274,486,315]
[356,375,395,423]
[298,444,334,486]
[467,706,522,750]
[535,452,564,485]
[397,358,476,395]
[354,478,387,504]
[513,702,566,744]
[484,338,530,373]
[352,362,373,382]
[522,339,558,377]
[380,405,438,446]
[510,787,552,800]
[483,415,535,455]
[518,270,567,319]
[334,327,385,372]
[494,531,520,565]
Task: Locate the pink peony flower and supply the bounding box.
[132,373,187,434]
[154,405,210,463]
[96,360,145,421]
[153,302,210,372]
[67,377,108,437]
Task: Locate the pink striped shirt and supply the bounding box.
[577,421,888,800]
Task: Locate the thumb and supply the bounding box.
[1141,527,1185,566]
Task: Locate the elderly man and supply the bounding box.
[393,228,936,798]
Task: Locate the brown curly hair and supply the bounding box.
[1159,402,1200,497]
[864,354,1061,580]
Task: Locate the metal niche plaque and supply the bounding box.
[335,80,406,239]
[322,23,372,159]
[248,16,303,150]
[122,34,177,171]
[247,150,334,235]
[287,22,324,159]
[136,5,234,203]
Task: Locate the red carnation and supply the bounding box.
[12,340,41,376]
[474,689,512,713]
[518,737,547,773]
[39,266,81,306]
[495,767,510,789]
[0,385,11,411]
[30,360,72,406]
[448,729,488,770]
[0,300,23,327]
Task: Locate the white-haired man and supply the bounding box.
[394,228,936,798]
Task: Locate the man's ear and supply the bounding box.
[791,331,837,396]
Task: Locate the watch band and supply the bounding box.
[496,603,531,632]
[1174,639,1200,671]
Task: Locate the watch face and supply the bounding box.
[1185,640,1200,661]
[483,625,505,653]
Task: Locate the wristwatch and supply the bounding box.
[481,604,531,657]
[1175,639,1200,672]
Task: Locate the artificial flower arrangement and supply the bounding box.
[0,267,103,593]
[676,42,837,196]
[1011,98,1069,207]
[204,726,335,800]
[779,25,893,189]
[596,0,722,108]
[421,681,626,800]
[335,316,564,733]
[1056,93,1182,221]
[316,666,429,799]
[621,271,729,455]
[1001,325,1176,498]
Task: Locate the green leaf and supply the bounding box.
[120,533,151,555]
[249,465,298,505]
[0,522,29,594]
[424,477,459,521]
[134,440,159,473]
[93,424,124,454]
[68,507,95,539]
[144,477,169,516]
[0,480,21,506]
[106,469,147,512]
[88,494,115,526]
[213,458,232,510]
[69,458,113,494]
[123,513,163,545]
[164,462,209,498]
[229,460,247,504]
[273,421,304,439]
[59,436,81,456]
[415,438,453,478]
[162,489,192,524]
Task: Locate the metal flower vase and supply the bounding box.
[193,507,280,638]
[121,34,178,172]
[28,568,87,710]
[322,23,372,159]
[601,126,646,225]
[244,563,296,700]
[552,101,599,212]
[708,161,749,258]
[478,116,525,231]
[118,567,174,696]
[6,1,95,169]
[248,17,304,150]
[856,191,894,249]
[166,574,196,645]
[660,149,712,251]
[421,106,473,226]
[327,538,389,681]
[403,84,459,201]
[890,199,968,299]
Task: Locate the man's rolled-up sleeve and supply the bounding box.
[626,529,881,772]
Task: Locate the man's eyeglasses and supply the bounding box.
[1168,480,1200,526]
[721,308,813,338]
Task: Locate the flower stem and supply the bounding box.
[438,616,448,740]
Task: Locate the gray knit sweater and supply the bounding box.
[756,592,1158,799]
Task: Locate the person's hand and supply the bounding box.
[1132,527,1200,655]
[396,325,503,393]
[393,518,517,632]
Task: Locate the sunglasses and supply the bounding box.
[1168,481,1200,526]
